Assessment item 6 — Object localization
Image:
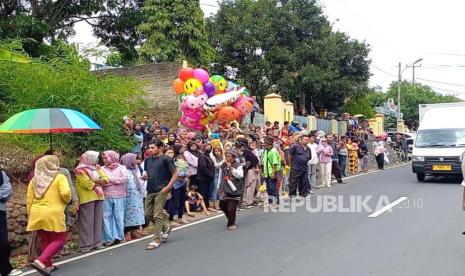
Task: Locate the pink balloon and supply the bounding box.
[193,68,210,83]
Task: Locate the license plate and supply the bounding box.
[432,165,452,171]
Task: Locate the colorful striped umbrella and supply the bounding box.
[0,108,101,148]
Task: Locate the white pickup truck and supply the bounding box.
[412,102,465,181]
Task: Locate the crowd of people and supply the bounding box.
[0,114,403,276]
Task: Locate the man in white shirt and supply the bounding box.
[307,135,319,189]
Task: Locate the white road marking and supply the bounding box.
[22,163,409,274]
[368,196,409,218]
[22,214,224,275]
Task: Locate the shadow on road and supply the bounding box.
[417,176,462,185]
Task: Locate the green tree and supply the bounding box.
[0,1,104,57]
[384,115,397,130]
[0,47,147,155]
[207,0,371,110]
[386,81,461,128]
[367,90,387,109]
[138,0,214,65]
[344,96,375,118]
[93,0,145,65]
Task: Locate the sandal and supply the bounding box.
[29,261,51,276]
[146,241,160,250]
[48,265,59,273]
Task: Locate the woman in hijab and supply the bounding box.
[27,155,71,275]
[121,153,145,241]
[101,151,128,245]
[197,143,216,212]
[210,146,225,210]
[75,151,109,253]
[184,141,199,187]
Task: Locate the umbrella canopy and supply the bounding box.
[0,108,101,133]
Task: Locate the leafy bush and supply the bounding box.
[0,54,147,160]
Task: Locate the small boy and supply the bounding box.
[185,185,209,217]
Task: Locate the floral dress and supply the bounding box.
[347,142,359,174]
[124,170,145,227]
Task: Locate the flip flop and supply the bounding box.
[146,241,160,250]
[29,262,50,276]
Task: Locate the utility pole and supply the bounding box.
[406,58,423,84]
[397,62,401,118]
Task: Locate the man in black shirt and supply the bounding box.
[143,139,178,250]
[236,139,260,207]
[289,135,312,197]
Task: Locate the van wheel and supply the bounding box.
[417,173,426,182]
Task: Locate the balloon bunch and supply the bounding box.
[172,67,253,131]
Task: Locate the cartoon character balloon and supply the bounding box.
[180,101,204,130]
[183,94,208,110]
[216,106,241,124]
[184,79,203,95]
[210,75,227,94]
[232,96,253,116]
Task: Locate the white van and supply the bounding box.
[412,103,465,181]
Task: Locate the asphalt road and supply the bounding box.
[29,164,465,276]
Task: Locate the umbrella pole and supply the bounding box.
[49,131,53,150]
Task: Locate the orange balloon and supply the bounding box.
[216,106,240,123]
[173,78,185,94]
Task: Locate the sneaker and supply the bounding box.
[227,225,237,230]
[9,269,23,276]
[327,185,332,188]
[309,190,315,194]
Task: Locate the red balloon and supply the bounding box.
[179,67,194,82]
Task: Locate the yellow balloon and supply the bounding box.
[184,79,202,95]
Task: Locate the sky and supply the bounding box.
[70,0,465,99]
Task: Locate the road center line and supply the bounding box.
[368,196,408,218]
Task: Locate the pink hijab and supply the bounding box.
[75,151,104,197]
[120,153,142,192]
[102,151,120,170]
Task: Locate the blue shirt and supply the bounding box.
[0,170,12,211]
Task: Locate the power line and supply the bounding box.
[417,78,465,88]
[371,65,397,78]
[422,64,465,68]
[423,51,465,57]
[417,82,465,95]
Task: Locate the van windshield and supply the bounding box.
[416,129,465,147]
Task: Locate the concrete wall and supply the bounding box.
[95,62,182,126]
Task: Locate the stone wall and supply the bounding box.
[95,61,183,126]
